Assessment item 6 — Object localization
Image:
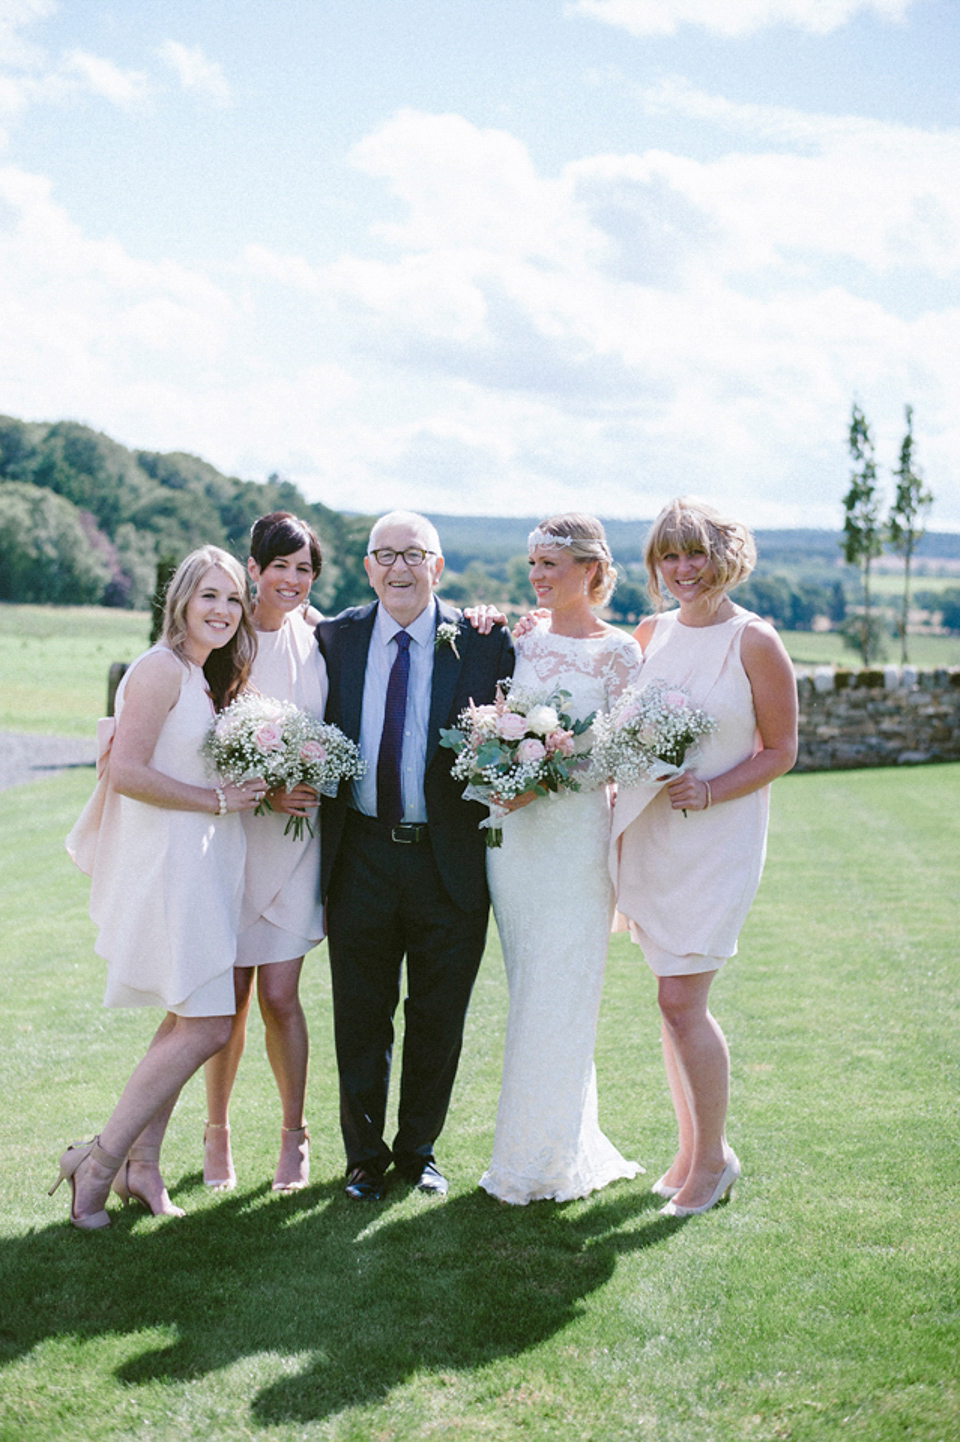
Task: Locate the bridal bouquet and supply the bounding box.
[202,693,366,840]
[439,681,595,847]
[592,679,717,789]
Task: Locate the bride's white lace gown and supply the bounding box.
[479,623,645,1205]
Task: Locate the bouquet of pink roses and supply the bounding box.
[439,681,594,847]
[202,692,365,840]
[592,679,717,789]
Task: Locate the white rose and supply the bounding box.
[525,704,560,736]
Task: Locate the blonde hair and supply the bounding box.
[644,497,756,612]
[163,545,256,709]
[529,513,617,607]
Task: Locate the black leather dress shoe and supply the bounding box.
[406,1160,448,1196]
[344,1166,385,1201]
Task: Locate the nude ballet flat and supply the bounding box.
[112,1144,185,1217]
[203,1121,236,1191]
[660,1152,741,1218]
[651,1172,682,1200]
[49,1136,125,1231]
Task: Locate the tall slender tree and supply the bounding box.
[887,405,933,665]
[841,403,884,665]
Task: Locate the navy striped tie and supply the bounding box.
[376,630,411,827]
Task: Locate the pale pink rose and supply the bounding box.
[616,701,642,726]
[516,737,546,764]
[497,711,528,740]
[638,722,659,746]
[300,740,327,763]
[255,721,284,751]
[662,690,689,711]
[545,729,574,757]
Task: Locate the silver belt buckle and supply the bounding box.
[391,824,415,844]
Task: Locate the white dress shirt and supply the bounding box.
[352,600,437,823]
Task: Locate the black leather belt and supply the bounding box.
[347,811,429,844]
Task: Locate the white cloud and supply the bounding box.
[0,0,56,66]
[0,165,234,417]
[157,39,231,107]
[311,106,960,523]
[567,0,914,37]
[1,91,958,528]
[62,49,149,109]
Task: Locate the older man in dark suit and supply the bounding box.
[316,511,514,1200]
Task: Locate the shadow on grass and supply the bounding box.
[3,1174,681,1424]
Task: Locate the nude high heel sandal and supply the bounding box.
[203,1121,236,1191]
[272,1124,310,1192]
[49,1136,125,1231]
[112,1144,186,1217]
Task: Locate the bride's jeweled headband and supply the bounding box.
[527,527,611,559]
[527,527,574,549]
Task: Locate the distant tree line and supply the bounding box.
[0,414,373,613]
[4,411,957,647]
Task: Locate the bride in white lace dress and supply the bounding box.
[479,515,644,1205]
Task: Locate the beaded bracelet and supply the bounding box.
[215,786,227,816]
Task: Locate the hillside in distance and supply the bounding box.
[423,513,960,574]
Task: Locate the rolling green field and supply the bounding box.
[0,604,151,735]
[780,627,960,668]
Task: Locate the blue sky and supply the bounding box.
[1,0,958,527]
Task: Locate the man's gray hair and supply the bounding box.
[368,511,442,557]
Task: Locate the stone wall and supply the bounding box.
[794,665,960,772]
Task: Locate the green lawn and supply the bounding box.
[866,571,960,598]
[781,627,960,668]
[0,604,151,735]
[1,763,957,1440]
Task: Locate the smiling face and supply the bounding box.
[528,545,596,612]
[364,515,444,626]
[657,546,717,607]
[183,565,245,663]
[248,542,316,626]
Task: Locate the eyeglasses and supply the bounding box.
[369,548,436,568]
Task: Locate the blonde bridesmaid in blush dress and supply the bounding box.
[55,546,265,1229]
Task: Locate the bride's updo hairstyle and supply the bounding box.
[644,497,757,613]
[163,545,257,711]
[528,513,617,607]
[250,510,323,578]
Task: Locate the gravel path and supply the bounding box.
[0,732,98,792]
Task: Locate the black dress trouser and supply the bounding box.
[325,810,489,1174]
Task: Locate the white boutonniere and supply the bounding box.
[434,621,461,659]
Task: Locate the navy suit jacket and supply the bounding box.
[316,598,515,913]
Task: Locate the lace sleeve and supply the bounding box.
[600,631,644,713]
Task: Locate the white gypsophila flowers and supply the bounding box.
[202,691,366,839]
[592,680,717,787]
